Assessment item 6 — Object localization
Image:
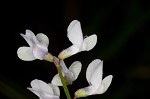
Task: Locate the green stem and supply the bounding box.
[57,66,71,99]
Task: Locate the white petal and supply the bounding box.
[48,83,60,97]
[95,75,113,94]
[51,74,62,86]
[81,34,97,51]
[32,44,48,60]
[58,45,80,60]
[30,79,54,95]
[60,60,75,83]
[82,85,97,95]
[86,59,101,83]
[64,45,80,55]
[36,33,49,47]
[17,47,36,61]
[69,61,82,80]
[75,85,96,98]
[25,29,39,44]
[67,20,83,47]
[86,59,103,88]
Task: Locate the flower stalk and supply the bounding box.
[57,66,71,99]
[53,58,71,99]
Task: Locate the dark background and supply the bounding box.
[1,0,150,99]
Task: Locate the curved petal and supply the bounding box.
[90,61,103,88]
[86,59,101,83]
[48,83,60,97]
[30,79,54,95]
[17,47,35,61]
[67,20,83,47]
[32,44,48,60]
[36,33,49,47]
[95,75,113,94]
[69,61,82,80]
[25,29,38,44]
[75,85,96,98]
[81,34,97,51]
[60,60,75,83]
[86,59,103,87]
[51,74,62,86]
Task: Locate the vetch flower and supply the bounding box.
[17,29,53,62]
[75,59,113,98]
[51,57,82,86]
[58,20,97,60]
[27,79,60,99]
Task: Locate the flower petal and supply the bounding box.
[51,74,62,86]
[28,81,60,99]
[58,45,80,59]
[48,83,60,97]
[17,47,35,61]
[69,61,82,80]
[51,72,73,86]
[95,75,113,94]
[25,29,39,44]
[30,79,54,95]
[67,20,83,47]
[20,30,39,47]
[32,44,48,60]
[36,33,49,47]
[81,34,97,51]
[60,60,75,83]
[75,85,96,98]
[86,59,103,88]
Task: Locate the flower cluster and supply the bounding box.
[17,20,113,99]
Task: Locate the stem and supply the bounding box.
[57,66,71,99]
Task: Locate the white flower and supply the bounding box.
[75,59,113,98]
[51,57,82,86]
[17,29,53,61]
[58,20,97,59]
[27,79,60,99]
